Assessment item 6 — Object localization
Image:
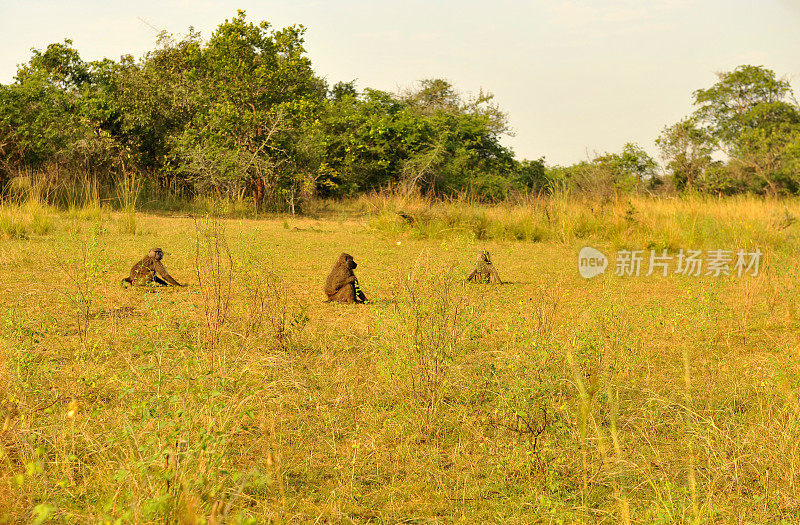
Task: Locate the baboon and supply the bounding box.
[122,248,185,287]
[325,253,367,304]
[466,250,504,284]
[396,211,416,225]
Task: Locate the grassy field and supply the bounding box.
[1,195,800,523]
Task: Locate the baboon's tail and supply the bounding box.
[354,278,367,303]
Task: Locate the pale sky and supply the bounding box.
[1,0,799,165]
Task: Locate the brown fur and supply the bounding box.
[122,248,185,287]
[466,250,504,284]
[324,253,367,303]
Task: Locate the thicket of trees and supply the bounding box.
[1,12,799,211]
[542,65,800,198]
[0,13,536,212]
[657,65,800,196]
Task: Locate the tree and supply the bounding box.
[0,40,119,181]
[656,117,714,191]
[547,143,659,198]
[610,143,658,188]
[515,157,547,193]
[398,79,516,198]
[1,14,530,206]
[15,39,90,90]
[301,80,517,200]
[159,11,327,210]
[329,81,357,101]
[691,65,800,195]
[109,30,204,186]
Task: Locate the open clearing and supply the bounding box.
[1,200,799,523]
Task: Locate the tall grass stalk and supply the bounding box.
[194,216,234,355]
[115,171,142,235]
[0,175,54,238]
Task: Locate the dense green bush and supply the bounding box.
[2,13,799,209]
[0,13,524,210]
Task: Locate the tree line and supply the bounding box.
[536,65,800,198]
[1,12,799,212]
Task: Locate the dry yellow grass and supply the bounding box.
[1,195,799,523]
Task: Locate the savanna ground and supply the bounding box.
[1,194,799,523]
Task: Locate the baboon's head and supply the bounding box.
[339,253,357,270]
[478,250,491,263]
[149,248,164,261]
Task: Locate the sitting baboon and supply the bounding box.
[467,250,504,284]
[325,253,367,304]
[122,248,185,287]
